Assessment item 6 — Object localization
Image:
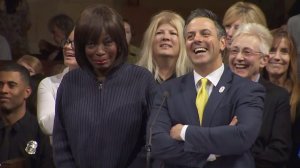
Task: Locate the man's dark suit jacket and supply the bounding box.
[252,78,292,168]
[149,66,265,168]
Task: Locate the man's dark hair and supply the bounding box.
[0,62,31,86]
[48,14,74,38]
[185,8,226,38]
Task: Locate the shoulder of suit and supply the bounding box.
[159,73,192,88]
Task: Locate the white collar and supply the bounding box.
[194,64,224,88]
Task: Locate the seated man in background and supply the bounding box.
[0,63,53,168]
[123,19,141,64]
[38,14,74,61]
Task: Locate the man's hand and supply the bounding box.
[170,124,184,141]
[169,116,237,142]
[209,116,238,161]
[229,116,238,126]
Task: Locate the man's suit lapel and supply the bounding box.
[181,73,201,125]
[202,67,233,126]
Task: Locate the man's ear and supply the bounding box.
[260,54,269,68]
[219,36,226,51]
[24,87,32,100]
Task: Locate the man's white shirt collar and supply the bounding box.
[193,64,224,89]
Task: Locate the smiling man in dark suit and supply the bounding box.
[149,9,265,168]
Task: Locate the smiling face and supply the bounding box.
[152,23,180,59]
[85,33,117,77]
[229,35,267,81]
[63,30,78,68]
[0,71,31,114]
[185,17,225,74]
[266,38,290,78]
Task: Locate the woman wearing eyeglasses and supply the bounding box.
[229,23,292,168]
[37,29,78,143]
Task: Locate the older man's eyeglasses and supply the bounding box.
[61,39,74,48]
[229,47,263,57]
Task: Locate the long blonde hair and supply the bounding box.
[17,55,44,75]
[137,10,191,80]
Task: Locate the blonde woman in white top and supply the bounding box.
[37,30,77,141]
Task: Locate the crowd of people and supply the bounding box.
[0,1,299,168]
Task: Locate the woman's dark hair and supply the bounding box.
[48,14,74,38]
[75,4,128,73]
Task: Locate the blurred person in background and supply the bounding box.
[222,1,267,64]
[0,35,12,60]
[17,55,44,116]
[37,29,78,143]
[0,0,31,60]
[123,19,141,64]
[137,10,191,84]
[38,14,74,61]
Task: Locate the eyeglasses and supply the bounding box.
[61,39,74,48]
[229,47,263,57]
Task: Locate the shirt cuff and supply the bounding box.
[207,154,217,161]
[180,125,188,141]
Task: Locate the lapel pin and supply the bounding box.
[219,86,225,93]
